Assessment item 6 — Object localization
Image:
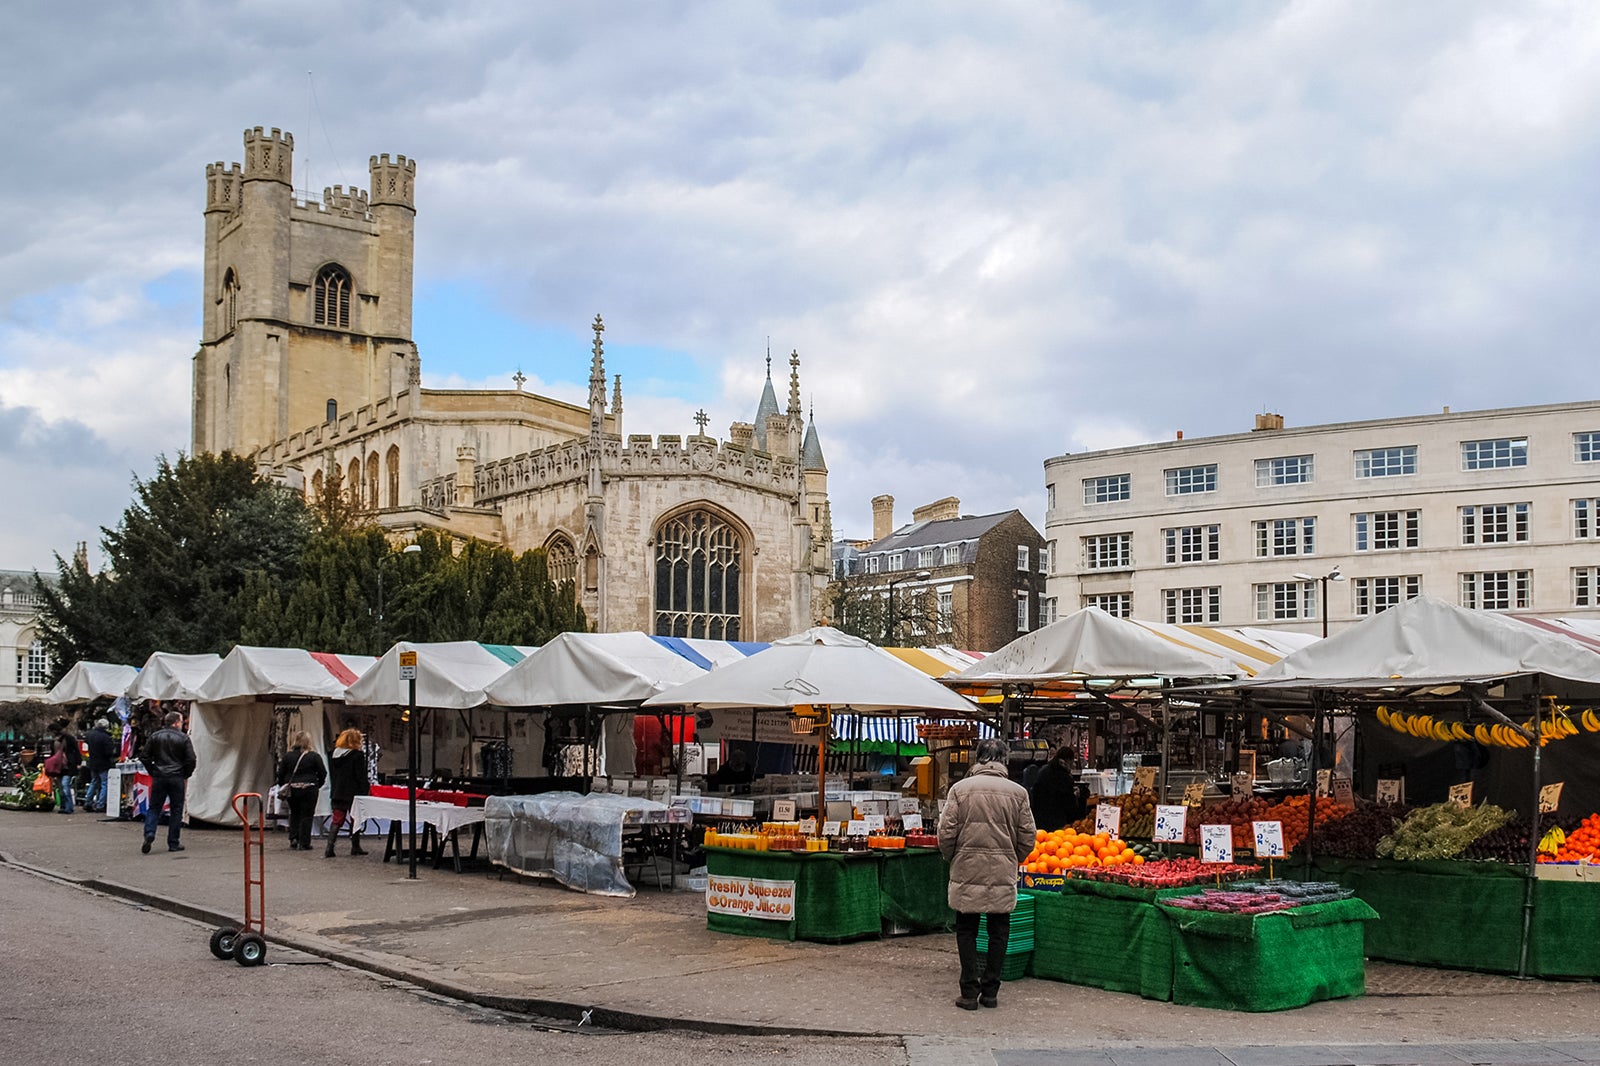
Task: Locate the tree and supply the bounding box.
[35,452,312,674]
[826,573,963,648]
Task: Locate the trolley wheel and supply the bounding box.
[209,926,239,960]
[233,933,267,967]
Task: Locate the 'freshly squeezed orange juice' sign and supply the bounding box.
[706,875,796,921]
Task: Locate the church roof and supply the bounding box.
[752,359,780,450]
[801,418,827,472]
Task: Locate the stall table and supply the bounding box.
[348,795,487,872]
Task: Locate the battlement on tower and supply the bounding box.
[287,184,374,222]
[205,161,243,213]
[242,126,293,184]
[369,153,416,208]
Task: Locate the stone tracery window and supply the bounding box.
[653,509,744,640]
[222,268,239,333]
[347,458,362,507]
[366,453,380,510]
[314,264,351,328]
[545,534,577,589]
[386,445,400,509]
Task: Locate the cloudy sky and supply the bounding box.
[4,1,1598,572]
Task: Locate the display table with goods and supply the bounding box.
[482,792,686,897]
[348,794,489,871]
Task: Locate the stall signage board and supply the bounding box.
[1252,820,1286,858]
[1094,803,1122,839]
[773,800,797,821]
[847,820,869,836]
[799,817,817,835]
[1332,776,1354,807]
[822,820,841,837]
[1540,782,1564,814]
[1200,824,1234,864]
[1316,769,1332,798]
[706,874,796,922]
[899,797,920,815]
[1134,766,1158,791]
[1153,805,1187,843]
[1376,778,1404,805]
[865,815,887,832]
[1230,773,1254,800]
[1447,782,1473,810]
[398,651,418,681]
[902,814,923,831]
[1183,781,1206,807]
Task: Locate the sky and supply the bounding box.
[3,1,1599,572]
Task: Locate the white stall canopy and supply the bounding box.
[346,641,534,710]
[43,661,139,705]
[126,652,222,702]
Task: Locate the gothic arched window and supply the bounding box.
[366,452,380,510]
[313,264,351,328]
[326,398,338,423]
[545,533,577,589]
[386,445,401,509]
[222,268,239,333]
[653,509,745,640]
[310,468,324,503]
[347,458,362,507]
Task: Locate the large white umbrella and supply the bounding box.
[126,652,222,702]
[641,626,979,714]
[43,661,139,705]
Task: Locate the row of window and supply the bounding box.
[309,446,403,511]
[1060,433,1600,508]
[851,542,1049,576]
[219,265,353,332]
[1071,499,1596,571]
[1079,568,1599,623]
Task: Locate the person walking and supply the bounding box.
[324,727,369,857]
[54,723,82,814]
[276,732,327,852]
[937,737,1036,1011]
[1029,745,1086,832]
[139,710,197,853]
[84,718,117,813]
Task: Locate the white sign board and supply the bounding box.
[902,814,923,831]
[705,874,796,922]
[1316,769,1332,798]
[1183,781,1206,806]
[1252,820,1286,858]
[847,820,869,837]
[1153,805,1188,843]
[1200,824,1234,864]
[1376,778,1404,805]
[773,800,797,822]
[822,820,841,837]
[799,817,817,835]
[1094,803,1122,839]
[1230,773,1254,800]
[398,650,418,681]
[865,814,887,832]
[1332,776,1354,807]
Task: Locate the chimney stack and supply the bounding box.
[1252,412,1285,432]
[871,495,895,541]
[912,496,961,523]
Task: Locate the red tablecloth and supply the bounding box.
[369,785,485,807]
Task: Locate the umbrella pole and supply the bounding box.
[1519,691,1542,980]
[817,709,827,829]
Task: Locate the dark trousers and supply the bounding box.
[286,790,318,848]
[143,776,186,848]
[954,910,1010,999]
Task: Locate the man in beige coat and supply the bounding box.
[937,737,1036,1010]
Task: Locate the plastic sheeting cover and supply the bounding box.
[484,792,667,898]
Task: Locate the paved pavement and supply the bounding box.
[3,808,1598,1064]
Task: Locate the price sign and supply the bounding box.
[902,814,923,831]
[773,800,797,821]
[1200,824,1234,864]
[1376,778,1403,805]
[1134,766,1158,791]
[1447,782,1473,810]
[1231,773,1254,800]
[1094,803,1123,838]
[822,820,841,837]
[799,817,817,835]
[1183,781,1206,806]
[865,814,887,832]
[1252,820,1286,858]
[1332,776,1354,807]
[1316,769,1332,798]
[1539,782,1564,814]
[398,650,418,681]
[1153,805,1188,843]
[847,820,869,837]
[899,797,920,814]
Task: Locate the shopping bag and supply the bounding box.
[266,784,286,817]
[32,771,53,794]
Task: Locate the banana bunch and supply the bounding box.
[1374,705,1580,748]
[1578,707,1600,733]
[1539,826,1566,855]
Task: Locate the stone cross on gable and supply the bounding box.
[512,368,527,391]
[693,409,710,435]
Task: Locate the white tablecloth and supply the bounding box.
[349,795,486,835]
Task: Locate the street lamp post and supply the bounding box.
[376,542,424,651]
[883,569,933,645]
[1293,565,1345,639]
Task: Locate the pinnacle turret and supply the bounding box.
[752,348,780,450]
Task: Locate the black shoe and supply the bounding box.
[979,995,998,1008]
[350,837,366,856]
[141,838,153,854]
[168,844,185,852]
[955,996,979,1011]
[324,841,336,857]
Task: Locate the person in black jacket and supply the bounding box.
[54,722,83,814]
[1029,746,1086,832]
[84,718,117,813]
[324,727,369,857]
[139,711,197,853]
[276,731,327,851]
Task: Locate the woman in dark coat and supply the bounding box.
[275,731,327,851]
[324,727,370,857]
[1029,746,1086,832]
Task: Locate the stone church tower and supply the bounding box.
[198,125,834,639]
[193,127,419,457]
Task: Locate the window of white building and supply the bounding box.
[1084,533,1132,570]
[1163,586,1220,624]
[1461,437,1528,470]
[18,640,50,686]
[1084,474,1130,504]
[1165,464,1217,495]
[1353,576,1421,615]
[1573,568,1597,607]
[1573,499,1597,539]
[1459,570,1531,610]
[1461,503,1530,545]
[1255,455,1314,486]
[1354,510,1419,551]
[1084,592,1132,617]
[1254,581,1316,621]
[1164,525,1219,564]
[1576,432,1600,463]
[1354,446,1417,478]
[1253,517,1315,557]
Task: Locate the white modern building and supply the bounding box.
[0,571,53,704]
[1042,402,1600,635]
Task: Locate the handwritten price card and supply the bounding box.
[1200,824,1234,864]
[1316,769,1332,798]
[1153,805,1188,843]
[1447,782,1473,809]
[1376,778,1403,805]
[1540,782,1564,814]
[1252,820,1286,858]
[1134,766,1158,790]
[1183,781,1206,806]
[1094,803,1123,839]
[1332,776,1354,807]
[1230,773,1254,800]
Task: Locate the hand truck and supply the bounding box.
[209,791,268,967]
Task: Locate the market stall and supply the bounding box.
[482,790,688,897]
[43,661,139,705]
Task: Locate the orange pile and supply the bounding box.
[1541,812,1600,863]
[1022,828,1145,873]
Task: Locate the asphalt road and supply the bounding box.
[0,863,908,1066]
